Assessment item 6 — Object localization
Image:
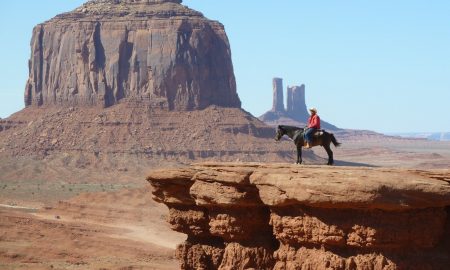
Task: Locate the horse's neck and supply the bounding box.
[286,129,301,140]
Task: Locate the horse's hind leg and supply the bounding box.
[323,144,334,165]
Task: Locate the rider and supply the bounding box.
[304,107,321,148]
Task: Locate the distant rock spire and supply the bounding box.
[287,84,309,120]
[260,79,339,130]
[286,87,293,113]
[272,78,284,112]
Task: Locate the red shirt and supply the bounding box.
[308,114,321,129]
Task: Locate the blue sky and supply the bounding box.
[0,1,449,133]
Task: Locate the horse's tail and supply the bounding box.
[330,133,341,147]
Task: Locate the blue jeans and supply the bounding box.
[304,128,317,144]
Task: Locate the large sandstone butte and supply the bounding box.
[147,163,450,270]
[25,0,240,110]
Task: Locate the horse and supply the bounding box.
[275,125,341,165]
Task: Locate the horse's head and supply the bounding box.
[275,125,285,141]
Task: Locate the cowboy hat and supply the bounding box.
[309,107,317,113]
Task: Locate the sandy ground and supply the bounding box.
[313,138,450,169]
[0,188,185,270]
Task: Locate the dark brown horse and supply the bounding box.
[275,125,341,165]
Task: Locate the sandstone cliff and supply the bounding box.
[25,0,241,110]
[147,163,450,269]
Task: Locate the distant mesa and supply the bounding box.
[24,0,240,111]
[391,132,450,142]
[259,78,339,130]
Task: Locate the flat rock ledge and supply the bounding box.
[147,162,450,270]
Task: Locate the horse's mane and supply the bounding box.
[278,125,303,131]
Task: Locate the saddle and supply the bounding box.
[302,129,325,147]
[314,129,325,137]
[304,129,325,137]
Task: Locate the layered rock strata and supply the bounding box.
[25,0,240,110]
[147,162,450,269]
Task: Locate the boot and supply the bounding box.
[305,142,312,149]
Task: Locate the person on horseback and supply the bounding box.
[304,107,320,148]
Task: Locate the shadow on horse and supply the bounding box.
[275,125,341,165]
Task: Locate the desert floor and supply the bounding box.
[0,187,185,270]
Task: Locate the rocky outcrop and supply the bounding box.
[147,162,450,269]
[24,0,241,110]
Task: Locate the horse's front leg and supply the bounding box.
[296,145,303,164]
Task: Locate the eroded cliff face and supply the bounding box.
[25,0,240,110]
[147,163,450,270]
